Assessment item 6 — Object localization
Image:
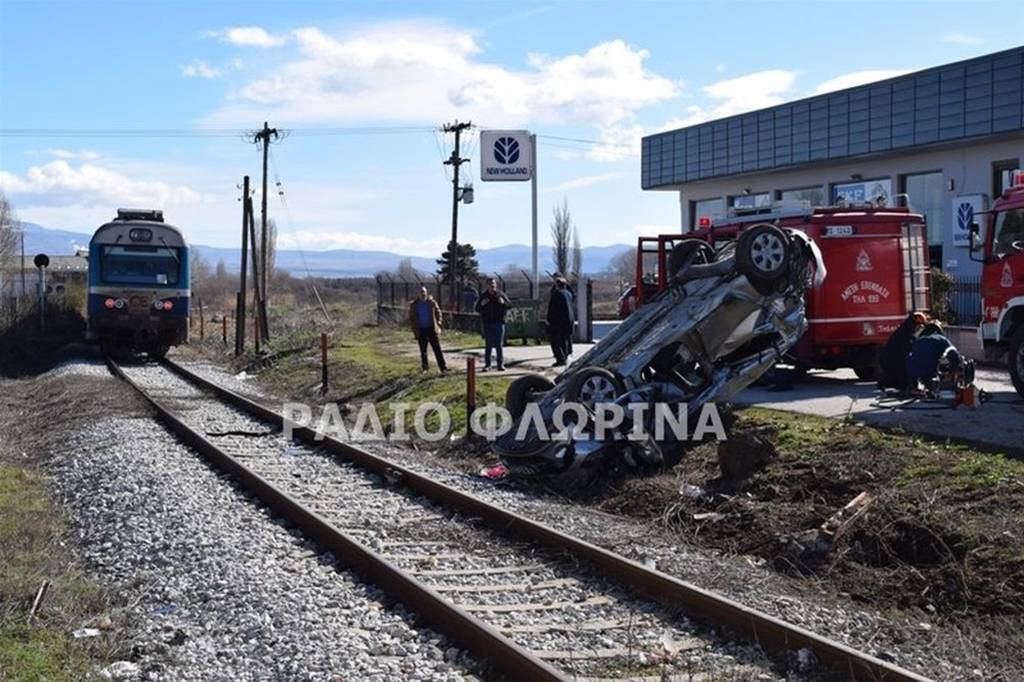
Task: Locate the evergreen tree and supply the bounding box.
[436,241,479,281]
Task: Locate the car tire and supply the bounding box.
[567,367,626,411]
[668,239,715,279]
[1009,326,1024,399]
[506,373,555,419]
[736,224,790,294]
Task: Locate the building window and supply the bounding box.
[994,159,1021,196]
[831,178,892,205]
[689,198,724,229]
[778,186,825,206]
[729,193,771,210]
[901,172,944,247]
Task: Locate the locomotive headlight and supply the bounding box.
[163,300,173,311]
[153,300,164,310]
[104,298,116,309]
[114,298,126,309]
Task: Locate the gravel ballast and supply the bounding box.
[42,361,480,681]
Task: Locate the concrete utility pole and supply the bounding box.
[251,122,278,317]
[236,176,250,356]
[442,120,471,310]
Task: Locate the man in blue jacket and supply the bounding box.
[905,322,960,390]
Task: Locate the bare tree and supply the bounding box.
[0,193,19,300]
[266,218,278,276]
[606,246,637,285]
[395,257,422,280]
[570,229,583,281]
[550,198,572,276]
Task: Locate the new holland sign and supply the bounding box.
[480,130,533,181]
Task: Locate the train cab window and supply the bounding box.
[101,245,181,285]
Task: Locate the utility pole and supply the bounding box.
[442,120,471,311]
[251,121,278,320]
[236,176,250,356]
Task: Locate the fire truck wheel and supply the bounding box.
[506,373,555,419]
[668,239,715,279]
[853,365,878,382]
[1010,326,1024,398]
[736,224,790,293]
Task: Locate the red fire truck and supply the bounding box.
[632,201,932,379]
[971,172,1024,397]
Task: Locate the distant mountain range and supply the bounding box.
[17,222,633,278]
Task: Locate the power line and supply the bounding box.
[0,125,441,138]
[535,133,634,149]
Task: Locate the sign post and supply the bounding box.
[33,253,49,333]
[480,129,537,298]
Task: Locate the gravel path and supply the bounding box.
[121,360,794,680]
[179,359,983,681]
[44,361,481,681]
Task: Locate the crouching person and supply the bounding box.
[905,322,959,391]
[409,287,448,373]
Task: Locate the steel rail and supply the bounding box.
[158,356,932,682]
[105,356,566,681]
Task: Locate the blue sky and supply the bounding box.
[0,0,1020,255]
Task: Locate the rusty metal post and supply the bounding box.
[320,332,329,392]
[466,357,476,432]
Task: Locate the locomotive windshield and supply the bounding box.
[101,244,182,286]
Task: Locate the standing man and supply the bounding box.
[476,277,511,371]
[409,286,448,373]
[546,275,575,367]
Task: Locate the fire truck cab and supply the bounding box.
[634,201,931,379]
[971,172,1024,397]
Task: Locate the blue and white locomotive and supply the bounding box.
[87,209,190,356]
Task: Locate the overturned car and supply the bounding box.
[492,224,826,484]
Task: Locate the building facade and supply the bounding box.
[641,46,1024,278]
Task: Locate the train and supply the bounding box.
[87,209,190,356]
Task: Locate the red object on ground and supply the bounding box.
[480,463,509,480]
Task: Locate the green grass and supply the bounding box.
[0,464,109,681]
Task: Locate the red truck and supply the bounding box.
[633,201,932,379]
[971,173,1024,397]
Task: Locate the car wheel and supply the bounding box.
[668,239,715,279]
[567,367,625,412]
[736,224,790,293]
[1010,326,1024,399]
[506,373,555,419]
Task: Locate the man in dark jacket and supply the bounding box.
[547,276,575,366]
[475,278,511,371]
[408,287,447,373]
[879,312,926,390]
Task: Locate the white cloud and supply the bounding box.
[543,172,623,193]
[940,33,982,45]
[814,69,912,95]
[206,26,287,48]
[0,161,207,208]
[44,149,101,160]
[181,59,220,79]
[658,69,797,129]
[205,21,678,129]
[276,230,446,254]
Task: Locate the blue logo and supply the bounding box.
[493,137,520,165]
[957,201,974,231]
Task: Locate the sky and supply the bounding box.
[0,0,1020,255]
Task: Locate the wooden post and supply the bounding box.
[466,356,476,431]
[222,315,228,345]
[253,305,261,354]
[198,298,205,341]
[234,291,244,356]
[320,332,329,392]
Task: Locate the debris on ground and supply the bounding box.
[717,424,778,479]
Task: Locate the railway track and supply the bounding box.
[105,355,931,681]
